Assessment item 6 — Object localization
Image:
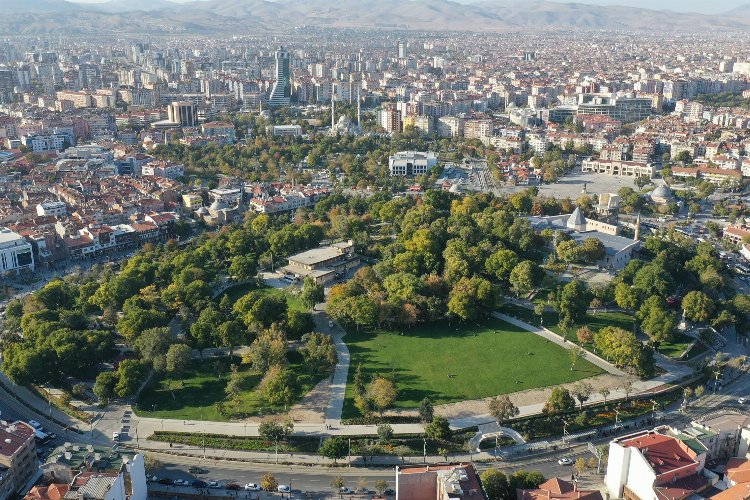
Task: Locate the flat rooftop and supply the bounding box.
[288,246,347,266]
[0,421,34,457]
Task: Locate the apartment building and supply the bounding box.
[0,421,37,500]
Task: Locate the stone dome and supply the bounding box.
[209,200,230,213]
[650,185,673,204]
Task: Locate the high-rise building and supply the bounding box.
[398,41,408,59]
[268,47,291,107]
[0,68,14,103]
[167,101,198,127]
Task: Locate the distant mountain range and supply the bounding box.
[4,0,750,34]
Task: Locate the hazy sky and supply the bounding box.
[66,0,748,14]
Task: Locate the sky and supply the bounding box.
[65,0,749,14]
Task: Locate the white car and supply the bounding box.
[173,479,189,486]
[277,484,291,493]
[340,486,352,494]
[112,432,120,441]
[244,483,260,491]
[208,481,222,489]
[558,457,573,465]
[739,397,747,404]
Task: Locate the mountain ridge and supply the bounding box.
[4,0,750,34]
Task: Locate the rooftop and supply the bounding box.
[619,431,698,475]
[0,421,35,457]
[288,246,349,266]
[518,478,604,500]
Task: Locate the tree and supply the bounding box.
[485,249,519,284]
[614,282,638,310]
[639,296,677,343]
[353,363,366,397]
[575,457,587,476]
[300,332,337,375]
[572,381,593,409]
[622,371,637,400]
[243,326,287,373]
[508,470,545,492]
[300,277,325,310]
[419,397,434,423]
[682,291,715,323]
[569,345,586,370]
[424,416,452,441]
[599,387,611,405]
[558,280,589,324]
[374,480,389,495]
[93,371,118,404]
[259,419,293,463]
[261,366,298,406]
[576,326,593,344]
[367,377,398,416]
[377,423,393,445]
[543,387,576,415]
[488,395,519,425]
[480,469,508,500]
[438,447,450,462]
[261,473,278,491]
[509,260,543,296]
[594,327,642,369]
[580,238,606,264]
[165,344,192,383]
[331,476,345,497]
[133,327,172,366]
[320,437,348,463]
[447,276,496,321]
[114,359,147,398]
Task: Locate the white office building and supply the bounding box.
[0,228,35,273]
[388,151,437,176]
[36,201,67,217]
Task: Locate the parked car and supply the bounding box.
[226,484,241,491]
[112,432,120,441]
[173,479,189,487]
[208,481,222,489]
[157,478,173,486]
[739,397,747,404]
[340,486,352,494]
[188,466,208,474]
[244,483,261,491]
[192,480,207,489]
[277,485,291,493]
[558,457,573,465]
[384,488,396,496]
[28,420,42,429]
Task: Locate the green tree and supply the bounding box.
[258,418,294,462]
[377,423,393,444]
[300,332,338,375]
[558,280,589,323]
[614,282,638,310]
[114,359,147,398]
[447,276,496,321]
[299,277,325,310]
[682,290,715,323]
[165,344,192,383]
[93,371,118,404]
[133,327,172,366]
[319,437,348,463]
[572,381,593,409]
[509,260,543,296]
[262,366,298,406]
[480,469,508,500]
[419,397,434,423]
[425,416,452,441]
[485,249,520,283]
[542,387,576,415]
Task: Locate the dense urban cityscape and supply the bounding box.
[1,1,750,499]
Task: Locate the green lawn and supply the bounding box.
[136,352,325,421]
[658,334,695,359]
[342,318,604,418]
[219,282,305,312]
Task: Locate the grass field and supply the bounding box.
[342,317,604,418]
[658,334,695,359]
[136,351,324,421]
[219,282,305,312]
[499,303,635,336]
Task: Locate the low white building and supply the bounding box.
[388,151,437,176]
[141,160,184,179]
[267,125,302,137]
[0,228,35,273]
[36,201,67,217]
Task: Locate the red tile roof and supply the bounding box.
[620,433,697,475]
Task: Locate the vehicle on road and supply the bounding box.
[112,432,120,441]
[208,481,221,489]
[244,483,261,491]
[157,478,172,485]
[192,480,208,489]
[558,457,573,465]
[188,466,208,474]
[340,486,352,494]
[384,488,396,496]
[173,479,189,486]
[28,420,42,429]
[225,484,241,491]
[277,484,291,493]
[739,397,747,404]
